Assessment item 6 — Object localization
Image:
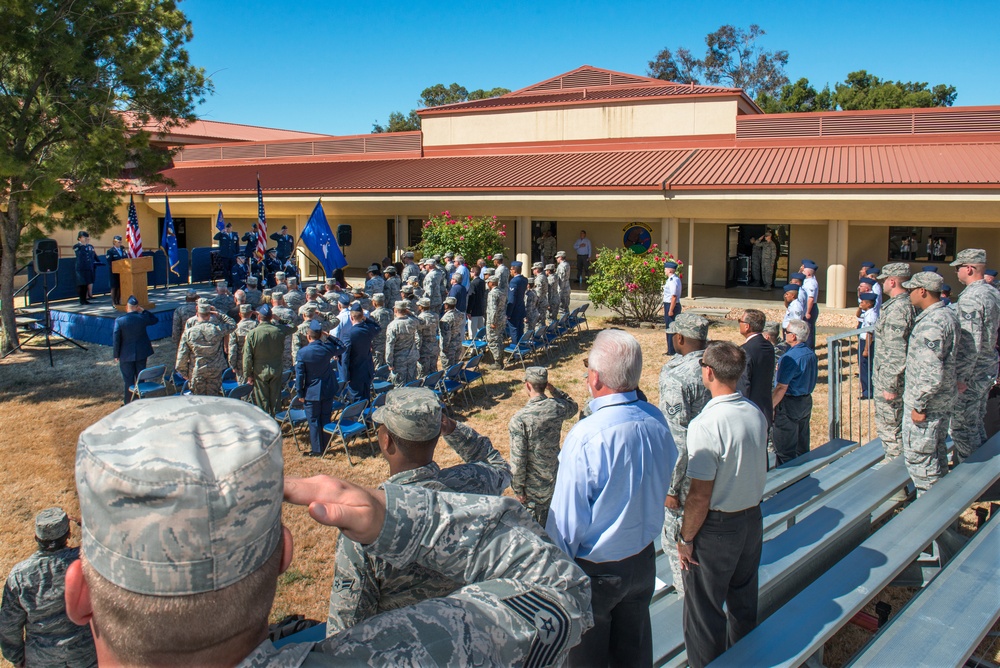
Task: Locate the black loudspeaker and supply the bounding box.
[33,238,59,274]
[337,224,352,247]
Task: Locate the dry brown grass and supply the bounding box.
[0,318,996,666]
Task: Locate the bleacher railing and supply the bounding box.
[827,326,876,444]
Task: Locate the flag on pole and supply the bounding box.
[255,176,267,260]
[125,194,143,258]
[161,193,181,277]
[216,207,226,233]
[299,200,347,277]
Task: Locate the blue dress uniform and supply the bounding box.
[242,228,259,259]
[506,263,528,342]
[344,310,381,399]
[263,251,282,288]
[270,229,294,262]
[105,241,128,305]
[858,295,878,399]
[231,259,249,291]
[213,227,240,286]
[294,321,347,456]
[662,262,683,355]
[112,298,158,404]
[73,232,98,305]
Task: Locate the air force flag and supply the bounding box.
[300,200,347,276]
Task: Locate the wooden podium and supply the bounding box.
[112,256,155,312]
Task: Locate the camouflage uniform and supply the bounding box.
[486,283,507,366]
[210,290,236,318]
[657,345,710,595]
[758,237,778,288]
[386,310,419,385]
[423,267,446,312]
[369,305,393,368]
[74,396,590,668]
[416,308,440,376]
[538,234,557,266]
[244,287,263,308]
[902,298,961,492]
[0,510,97,668]
[283,288,306,313]
[400,260,420,284]
[555,257,571,316]
[171,301,198,349]
[292,316,334,366]
[244,320,295,415]
[328,394,511,631]
[438,308,464,369]
[272,304,298,369]
[176,311,236,395]
[495,262,510,295]
[951,276,1000,461]
[547,269,559,322]
[872,286,916,458]
[509,373,578,527]
[525,283,540,332]
[228,316,259,383]
[750,238,763,285]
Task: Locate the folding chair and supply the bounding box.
[372,365,392,396]
[462,327,488,361]
[226,383,253,401]
[278,369,294,406]
[322,399,370,465]
[221,368,239,396]
[423,370,445,400]
[129,365,167,401]
[404,378,422,388]
[362,391,387,439]
[576,302,590,330]
[439,363,465,409]
[531,323,552,363]
[276,393,310,452]
[503,331,534,370]
[459,354,488,404]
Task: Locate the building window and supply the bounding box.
[407,218,423,249]
[889,227,956,262]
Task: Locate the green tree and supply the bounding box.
[587,245,682,323]
[0,0,210,353]
[371,110,421,133]
[647,47,700,84]
[417,211,506,266]
[756,78,834,113]
[832,70,957,110]
[372,83,509,134]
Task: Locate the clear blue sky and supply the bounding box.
[182,0,998,136]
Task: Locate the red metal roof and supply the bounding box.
[146,141,1000,195]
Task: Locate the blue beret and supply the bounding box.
[349,301,363,312]
[790,272,806,281]
[923,265,939,273]
[783,284,801,293]
[859,292,877,301]
[860,261,876,268]
[664,262,678,269]
[258,304,271,317]
[308,319,324,332]
[338,294,351,305]
[986,269,998,277]
[941,284,952,292]
[126,295,138,306]
[859,277,876,286]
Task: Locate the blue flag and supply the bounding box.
[216,207,225,233]
[162,194,181,278]
[299,200,346,276]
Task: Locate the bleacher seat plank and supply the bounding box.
[848,512,1000,668]
[763,438,860,498]
[709,435,1000,667]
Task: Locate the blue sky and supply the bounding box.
[183,0,998,136]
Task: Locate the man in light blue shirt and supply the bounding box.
[547,329,677,667]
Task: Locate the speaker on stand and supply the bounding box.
[2,238,88,366]
[336,224,352,247]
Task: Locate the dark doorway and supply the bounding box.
[386,218,396,259]
[158,217,187,249]
[532,221,557,264]
[725,224,790,288]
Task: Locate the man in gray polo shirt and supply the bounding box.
[677,341,768,668]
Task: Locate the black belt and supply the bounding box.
[707,505,760,519]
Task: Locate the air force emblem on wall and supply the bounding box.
[502,591,570,668]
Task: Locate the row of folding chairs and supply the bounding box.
[460,304,590,370]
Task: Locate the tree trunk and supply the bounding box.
[1,197,22,355]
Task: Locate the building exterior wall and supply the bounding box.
[421,99,738,147]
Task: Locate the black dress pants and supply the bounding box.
[570,542,655,667]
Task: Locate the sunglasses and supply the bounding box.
[699,360,714,371]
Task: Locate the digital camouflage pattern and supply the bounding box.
[228,317,259,383]
[438,309,464,369]
[0,547,97,667]
[75,396,284,596]
[401,261,420,284]
[292,317,334,366]
[416,309,440,377]
[386,314,419,386]
[872,292,916,457]
[370,305,393,368]
[383,276,401,302]
[657,348,710,594]
[509,386,578,527]
[534,270,549,322]
[327,421,512,632]
[423,267,446,312]
[365,276,385,298]
[244,287,263,308]
[171,301,198,348]
[556,260,571,316]
[950,280,1000,460]
[902,301,961,491]
[241,484,590,667]
[525,285,540,331]
[547,271,559,322]
[175,312,236,395]
[757,237,778,287]
[486,284,507,366]
[283,288,306,313]
[210,291,237,318]
[538,235,557,267]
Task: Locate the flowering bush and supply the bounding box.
[587,244,683,322]
[417,211,506,265]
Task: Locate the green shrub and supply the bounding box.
[587,245,684,322]
[416,211,506,265]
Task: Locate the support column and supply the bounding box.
[515,216,531,275]
[826,220,848,308]
[394,215,406,261]
[294,214,310,280]
[687,218,695,299]
[660,217,678,255]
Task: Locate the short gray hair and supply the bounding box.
[786,319,809,342]
[763,321,781,337]
[589,329,642,392]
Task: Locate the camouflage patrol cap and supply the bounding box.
[525,366,548,385]
[35,507,70,541]
[247,276,258,285]
[665,313,709,341]
[902,271,944,292]
[877,262,911,280]
[372,293,385,304]
[275,272,286,280]
[403,251,414,259]
[239,304,253,315]
[444,296,457,306]
[287,276,298,285]
[197,298,212,314]
[186,288,199,298]
[394,300,410,311]
[75,397,283,596]
[301,302,318,316]
[545,264,556,271]
[482,268,495,276]
[492,253,504,261]
[372,387,442,441]
[763,320,781,336]
[555,251,567,258]
[417,297,431,308]
[325,277,337,286]
[401,285,415,295]
[949,248,987,266]
[532,262,544,270]
[305,286,318,297]
[486,275,498,284]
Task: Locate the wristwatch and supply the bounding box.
[679,535,694,546]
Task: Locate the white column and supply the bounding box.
[294,214,310,280]
[826,220,848,308]
[687,218,695,299]
[515,216,531,276]
[661,217,679,256]
[394,215,405,261]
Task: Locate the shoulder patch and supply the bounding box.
[665,403,683,417]
[925,339,940,351]
[332,576,356,592]
[502,590,570,668]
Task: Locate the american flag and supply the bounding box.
[255,176,267,259]
[126,194,143,258]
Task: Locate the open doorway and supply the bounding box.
[724,224,790,288]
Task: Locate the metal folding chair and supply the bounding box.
[226,383,253,401]
[322,399,370,465]
[221,368,239,396]
[129,365,167,401]
[276,393,310,452]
